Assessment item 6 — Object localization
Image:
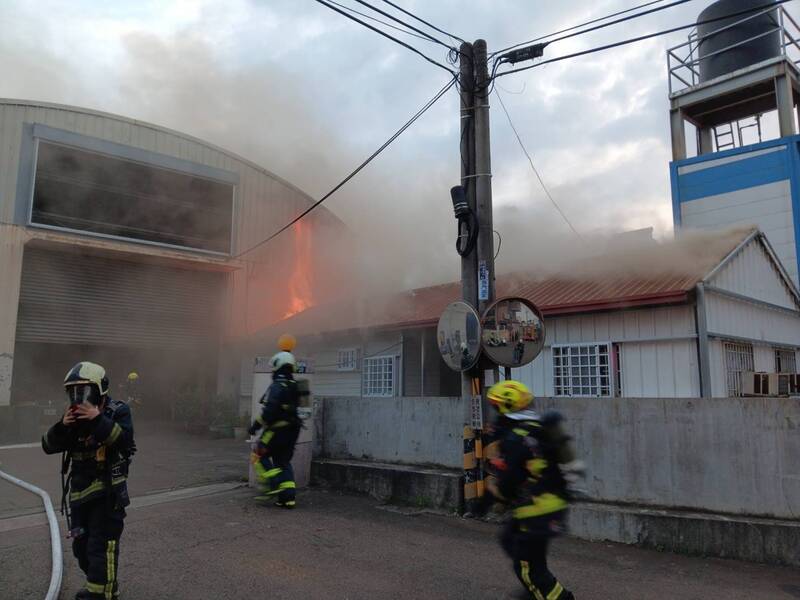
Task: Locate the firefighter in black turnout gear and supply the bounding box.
[473,380,577,600]
[249,351,301,508]
[42,362,135,600]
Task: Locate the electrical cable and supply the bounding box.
[236,75,458,258]
[492,0,693,58]
[494,88,584,241]
[495,0,790,79]
[325,0,437,43]
[311,0,455,75]
[381,0,466,44]
[352,0,454,51]
[493,229,502,260]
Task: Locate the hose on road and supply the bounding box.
[0,469,63,600]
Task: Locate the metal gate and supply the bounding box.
[15,248,225,349]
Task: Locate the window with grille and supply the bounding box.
[337,349,358,371]
[363,356,394,397]
[775,348,797,374]
[724,342,754,397]
[553,344,612,397]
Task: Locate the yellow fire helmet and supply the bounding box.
[487,380,533,415]
[64,361,110,396]
[278,333,297,352]
[127,372,139,381]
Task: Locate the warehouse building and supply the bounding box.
[0,99,349,414]
[255,228,800,400]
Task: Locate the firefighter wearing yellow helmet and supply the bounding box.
[475,380,577,600]
[248,350,302,508]
[42,361,136,600]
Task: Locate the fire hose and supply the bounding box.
[0,469,63,600]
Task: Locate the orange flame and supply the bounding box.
[283,221,314,320]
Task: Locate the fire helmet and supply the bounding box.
[270,351,297,373]
[487,380,533,415]
[64,361,109,406]
[127,371,139,381]
[278,334,297,352]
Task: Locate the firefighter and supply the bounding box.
[42,362,135,600]
[124,372,141,407]
[248,350,301,508]
[474,380,576,600]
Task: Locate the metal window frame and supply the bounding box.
[723,341,755,397]
[362,355,394,397]
[551,342,613,398]
[18,123,239,256]
[775,347,798,373]
[336,348,359,372]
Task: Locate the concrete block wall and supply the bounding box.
[316,395,800,519]
[314,396,466,469]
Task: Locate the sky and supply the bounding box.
[1,0,795,289]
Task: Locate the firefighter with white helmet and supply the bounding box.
[42,361,136,600]
[473,380,577,600]
[248,344,302,508]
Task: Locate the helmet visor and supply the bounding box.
[66,384,100,406]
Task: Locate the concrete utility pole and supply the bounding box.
[473,40,496,318]
[458,41,477,409]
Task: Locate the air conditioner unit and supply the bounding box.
[772,373,800,397]
[742,372,770,396]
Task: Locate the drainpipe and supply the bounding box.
[399,332,404,398]
[420,329,426,397]
[695,283,713,398]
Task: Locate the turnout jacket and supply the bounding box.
[251,374,301,443]
[484,410,571,532]
[42,398,135,508]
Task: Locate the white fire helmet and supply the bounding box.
[270,351,297,373]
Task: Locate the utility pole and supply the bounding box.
[472,39,498,405]
[473,40,495,318]
[458,41,477,412]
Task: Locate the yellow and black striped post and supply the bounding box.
[463,426,477,502]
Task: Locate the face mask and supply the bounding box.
[66,384,101,407]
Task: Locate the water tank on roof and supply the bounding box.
[697,0,781,83]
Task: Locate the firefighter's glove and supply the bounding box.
[247,422,259,436]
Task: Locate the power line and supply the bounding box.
[494,88,583,241]
[352,0,453,51]
[311,0,455,75]
[325,0,437,44]
[236,76,458,259]
[381,0,466,44]
[535,0,696,50]
[495,0,790,79]
[492,0,680,57]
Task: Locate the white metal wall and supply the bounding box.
[511,305,700,398]
[301,334,402,398]
[709,238,797,309]
[680,179,797,285]
[705,292,800,347]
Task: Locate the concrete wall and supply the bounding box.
[315,396,466,469]
[317,395,800,519]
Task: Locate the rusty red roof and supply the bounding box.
[257,228,753,339]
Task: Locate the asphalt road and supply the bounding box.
[0,423,248,518]
[3,487,800,600]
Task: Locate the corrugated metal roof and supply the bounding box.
[257,228,755,339]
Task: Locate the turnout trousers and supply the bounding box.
[71,498,125,599]
[253,427,299,504]
[501,515,573,600]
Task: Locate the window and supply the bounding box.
[31,141,234,253]
[775,348,797,374]
[553,344,612,397]
[363,356,394,397]
[337,348,358,371]
[724,342,754,397]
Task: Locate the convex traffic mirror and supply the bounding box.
[437,301,482,372]
[481,298,545,368]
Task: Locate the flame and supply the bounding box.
[282,220,314,320]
